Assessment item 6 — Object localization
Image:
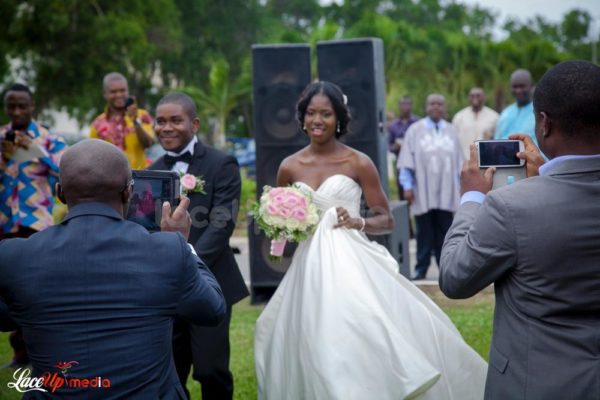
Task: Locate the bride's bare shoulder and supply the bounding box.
[277,148,311,184]
[280,148,312,169]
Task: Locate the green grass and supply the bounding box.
[0,289,493,399]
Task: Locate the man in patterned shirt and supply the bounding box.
[0,82,68,366]
[89,72,155,169]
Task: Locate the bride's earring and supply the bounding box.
[303,124,307,131]
[336,121,340,134]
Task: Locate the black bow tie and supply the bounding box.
[164,151,192,168]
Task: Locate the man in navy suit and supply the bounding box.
[0,139,226,399]
[150,92,248,400]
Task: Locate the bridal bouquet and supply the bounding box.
[251,185,320,259]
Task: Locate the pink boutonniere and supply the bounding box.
[180,173,206,195]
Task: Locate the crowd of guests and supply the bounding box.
[388,68,537,280]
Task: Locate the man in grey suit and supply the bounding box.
[440,60,600,399]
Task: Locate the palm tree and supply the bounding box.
[183,58,251,148]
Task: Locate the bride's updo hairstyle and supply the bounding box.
[296,81,352,139]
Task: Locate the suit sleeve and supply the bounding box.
[0,300,17,332]
[0,242,18,331]
[176,236,226,325]
[439,192,516,298]
[193,155,241,268]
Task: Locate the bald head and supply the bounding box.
[469,87,485,111]
[426,94,446,122]
[511,69,533,106]
[59,139,131,208]
[103,72,127,91]
[511,69,532,83]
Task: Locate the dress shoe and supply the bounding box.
[411,274,426,281]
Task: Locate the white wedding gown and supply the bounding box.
[254,174,487,400]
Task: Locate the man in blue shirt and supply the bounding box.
[494,69,536,145]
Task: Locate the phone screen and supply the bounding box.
[478,141,521,167]
[126,170,180,232]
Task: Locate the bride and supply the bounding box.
[254,81,487,400]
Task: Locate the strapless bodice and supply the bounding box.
[295,174,362,218]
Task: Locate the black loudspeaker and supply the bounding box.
[317,38,388,194]
[249,44,311,303]
[369,200,411,278]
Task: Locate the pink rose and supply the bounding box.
[298,196,308,208]
[181,174,197,191]
[273,194,286,204]
[284,194,299,208]
[269,187,284,197]
[291,208,306,221]
[266,204,279,216]
[279,208,291,218]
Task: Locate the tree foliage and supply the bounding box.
[0,0,597,145]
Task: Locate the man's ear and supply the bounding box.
[540,111,552,138]
[121,183,132,205]
[56,183,66,204]
[192,117,200,134]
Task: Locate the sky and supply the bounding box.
[460,0,600,26]
[323,0,600,27]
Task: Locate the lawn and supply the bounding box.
[0,287,493,399]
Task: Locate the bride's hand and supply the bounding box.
[334,207,362,230]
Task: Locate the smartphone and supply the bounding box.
[4,130,15,142]
[477,140,525,168]
[125,96,135,108]
[126,170,180,232]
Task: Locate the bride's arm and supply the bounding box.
[356,154,394,235]
[276,156,295,187]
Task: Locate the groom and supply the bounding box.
[150,92,248,399]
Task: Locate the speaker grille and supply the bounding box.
[250,44,312,300]
[252,44,311,147]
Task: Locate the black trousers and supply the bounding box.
[414,209,453,278]
[173,305,233,400]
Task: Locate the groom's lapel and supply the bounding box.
[150,156,167,171]
[186,140,207,176]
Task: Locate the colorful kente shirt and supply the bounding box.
[89,108,154,169]
[0,120,67,234]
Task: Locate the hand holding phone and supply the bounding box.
[508,134,545,177]
[125,96,138,120]
[460,144,495,195]
[476,140,526,190]
[161,196,191,240]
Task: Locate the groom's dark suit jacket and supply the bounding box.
[0,202,226,399]
[150,140,248,306]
